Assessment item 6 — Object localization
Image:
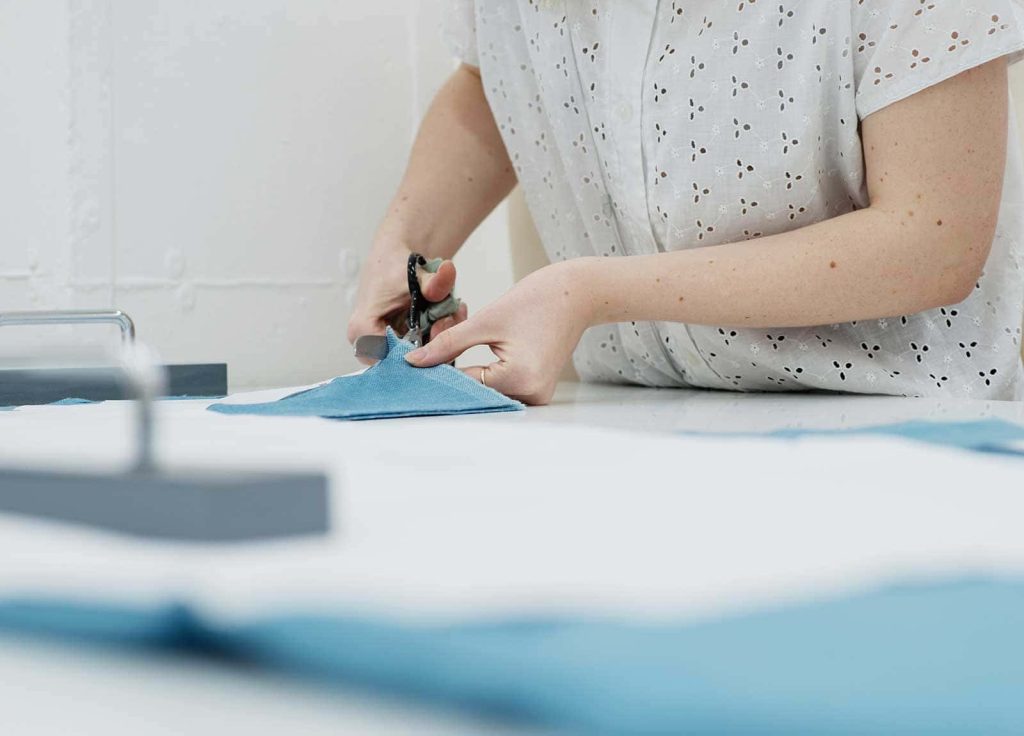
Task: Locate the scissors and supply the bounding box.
[353,253,461,362]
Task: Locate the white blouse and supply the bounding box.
[445,0,1024,399]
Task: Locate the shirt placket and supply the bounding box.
[603,2,656,256]
[603,2,718,387]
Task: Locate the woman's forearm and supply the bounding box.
[374,64,516,259]
[580,59,1006,332]
[580,205,994,330]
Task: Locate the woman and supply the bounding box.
[348,1,1024,405]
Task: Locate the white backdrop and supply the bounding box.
[4,3,1024,388]
[0,0,513,388]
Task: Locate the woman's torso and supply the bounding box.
[468,0,1024,398]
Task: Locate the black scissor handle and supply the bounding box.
[407,252,429,342]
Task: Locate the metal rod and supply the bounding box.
[0,310,136,343]
[0,309,161,473]
[120,343,165,474]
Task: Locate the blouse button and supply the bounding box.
[614,101,634,123]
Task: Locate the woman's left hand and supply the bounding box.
[404,260,594,405]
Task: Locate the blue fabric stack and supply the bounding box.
[0,579,1021,734]
[209,329,522,421]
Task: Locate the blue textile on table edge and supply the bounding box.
[0,399,98,411]
[687,418,1024,457]
[2,397,222,410]
[208,329,523,420]
[0,578,1021,734]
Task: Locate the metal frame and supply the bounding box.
[0,309,136,343]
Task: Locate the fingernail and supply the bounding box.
[405,348,425,365]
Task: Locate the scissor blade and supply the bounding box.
[353,335,389,361]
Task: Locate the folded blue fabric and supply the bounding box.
[3,396,218,410]
[687,419,1024,457]
[50,398,97,406]
[161,395,226,401]
[0,578,1021,734]
[208,329,522,421]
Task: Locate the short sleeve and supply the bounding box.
[852,0,1024,119]
[441,0,479,67]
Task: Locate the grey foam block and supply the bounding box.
[0,468,330,542]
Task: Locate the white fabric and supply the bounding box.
[444,0,1024,399]
[2,394,1024,624]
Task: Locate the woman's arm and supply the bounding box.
[375,64,516,260]
[347,64,516,344]
[407,59,1010,404]
[583,59,1008,329]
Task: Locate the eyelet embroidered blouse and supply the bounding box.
[444,1,1024,399]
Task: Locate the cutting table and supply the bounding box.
[1,382,1023,734]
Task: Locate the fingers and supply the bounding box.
[429,302,469,339]
[460,361,555,406]
[461,364,511,395]
[420,260,457,302]
[349,319,386,366]
[405,318,483,367]
[346,313,384,347]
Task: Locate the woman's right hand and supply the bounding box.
[345,241,467,362]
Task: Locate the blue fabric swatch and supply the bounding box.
[2,396,220,410]
[0,578,1021,734]
[772,418,1024,449]
[689,418,1024,457]
[49,398,98,406]
[208,329,522,421]
[161,395,226,401]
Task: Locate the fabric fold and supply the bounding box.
[209,329,523,421]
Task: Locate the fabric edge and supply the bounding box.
[857,41,1024,121]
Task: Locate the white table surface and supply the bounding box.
[2,381,1023,734]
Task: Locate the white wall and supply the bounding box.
[0,0,513,388]
[7,4,1023,389]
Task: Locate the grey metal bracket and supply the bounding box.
[0,313,330,542]
[0,309,227,403]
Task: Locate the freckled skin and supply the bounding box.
[576,60,1006,333]
[346,63,516,349]
[351,47,1009,403]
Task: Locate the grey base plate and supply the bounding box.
[0,468,330,542]
[0,364,228,406]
